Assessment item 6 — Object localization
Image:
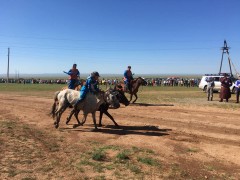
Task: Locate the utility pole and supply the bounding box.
[7,47,10,83]
[219,40,233,77]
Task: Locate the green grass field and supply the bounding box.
[0,83,239,179]
[0,83,239,109]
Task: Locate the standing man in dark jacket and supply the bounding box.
[219,73,232,102]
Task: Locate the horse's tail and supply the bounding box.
[50,91,61,118]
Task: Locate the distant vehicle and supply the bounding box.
[199,73,236,93]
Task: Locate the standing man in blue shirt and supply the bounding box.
[234,76,240,103]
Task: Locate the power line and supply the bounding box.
[0,44,219,51]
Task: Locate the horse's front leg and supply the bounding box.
[55,104,68,128]
[92,112,98,131]
[99,110,104,127]
[132,93,138,103]
[129,93,133,102]
[104,111,119,127]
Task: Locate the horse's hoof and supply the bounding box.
[91,128,99,132]
[66,119,69,125]
[73,124,80,128]
[98,124,102,127]
[55,124,59,129]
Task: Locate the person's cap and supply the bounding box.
[128,65,131,68]
[92,71,100,77]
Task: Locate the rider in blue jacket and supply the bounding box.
[124,66,133,92]
[74,71,100,109]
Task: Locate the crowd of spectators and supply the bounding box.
[145,77,200,87]
[0,78,67,84]
[0,77,200,87]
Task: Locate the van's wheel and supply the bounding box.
[203,86,207,93]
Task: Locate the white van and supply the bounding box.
[199,74,236,93]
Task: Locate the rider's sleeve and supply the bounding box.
[63,70,72,75]
[67,69,73,75]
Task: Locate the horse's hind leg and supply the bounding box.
[132,93,138,103]
[74,109,82,125]
[73,113,86,128]
[55,104,68,128]
[66,109,80,125]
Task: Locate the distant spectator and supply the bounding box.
[219,73,232,102]
[234,76,240,103]
[206,77,215,101]
[63,63,80,89]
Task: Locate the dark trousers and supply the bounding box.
[236,89,240,102]
[68,79,77,89]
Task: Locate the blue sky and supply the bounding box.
[0,0,240,76]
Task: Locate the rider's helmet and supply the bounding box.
[91,71,100,77]
[127,65,131,69]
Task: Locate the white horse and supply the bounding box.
[50,88,120,130]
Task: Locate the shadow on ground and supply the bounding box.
[60,124,171,137]
[129,103,174,106]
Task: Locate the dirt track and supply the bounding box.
[1,93,240,179]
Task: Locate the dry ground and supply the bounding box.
[0,92,240,179]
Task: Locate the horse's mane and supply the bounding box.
[132,77,143,83]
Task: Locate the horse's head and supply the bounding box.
[104,88,120,109]
[137,77,147,86]
[113,86,130,106]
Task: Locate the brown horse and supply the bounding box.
[118,77,147,103]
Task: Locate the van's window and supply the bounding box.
[214,77,220,81]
